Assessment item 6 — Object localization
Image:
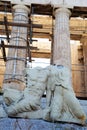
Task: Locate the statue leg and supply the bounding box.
[50,87,63,121]
[9,109,43,119]
[64,89,86,121]
[7,98,40,116]
[8,108,51,120]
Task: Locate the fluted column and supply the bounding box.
[3,5,30,90]
[53,7,71,69]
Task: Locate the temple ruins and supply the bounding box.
[0,0,87,129]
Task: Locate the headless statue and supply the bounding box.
[46,65,86,125]
[0,65,86,125]
[3,67,50,118]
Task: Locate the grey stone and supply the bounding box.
[0,118,87,130]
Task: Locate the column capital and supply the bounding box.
[54,7,71,17]
[13,4,30,13]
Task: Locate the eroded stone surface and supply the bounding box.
[0,66,86,125]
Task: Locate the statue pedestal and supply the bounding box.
[0,118,87,130]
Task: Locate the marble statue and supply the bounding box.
[46,65,86,125]
[0,65,86,125]
[3,67,50,117]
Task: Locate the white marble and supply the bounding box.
[13,4,30,13]
[46,65,86,125]
[4,67,50,116]
[2,0,87,7]
[0,66,86,125]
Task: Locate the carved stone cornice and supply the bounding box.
[1,0,87,8]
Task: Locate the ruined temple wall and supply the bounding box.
[71,41,85,97]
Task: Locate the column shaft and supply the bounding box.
[3,5,30,90]
[53,7,71,69]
